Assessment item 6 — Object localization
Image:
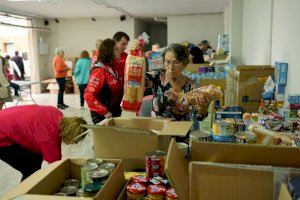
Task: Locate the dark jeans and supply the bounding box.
[56,78,66,105]
[0,144,43,181]
[90,102,122,124]
[10,82,20,96]
[78,84,87,107]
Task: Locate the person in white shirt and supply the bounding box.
[5,55,21,78]
[5,55,21,99]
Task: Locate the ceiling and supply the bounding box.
[0,0,229,19]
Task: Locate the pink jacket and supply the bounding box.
[0,105,63,163]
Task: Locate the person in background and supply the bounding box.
[11,51,25,80]
[152,43,207,121]
[91,39,102,67]
[74,50,91,109]
[198,40,214,56]
[4,56,21,99]
[189,46,205,64]
[0,56,12,110]
[53,47,70,110]
[0,105,87,181]
[112,31,130,87]
[84,38,122,124]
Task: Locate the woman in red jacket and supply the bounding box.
[84,38,122,124]
[0,105,87,180]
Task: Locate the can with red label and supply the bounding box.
[145,150,166,178]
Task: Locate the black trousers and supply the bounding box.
[0,144,43,181]
[10,82,20,96]
[56,78,66,105]
[90,102,122,124]
[78,84,87,107]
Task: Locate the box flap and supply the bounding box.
[190,162,273,200]
[1,160,66,200]
[191,141,300,168]
[157,121,192,136]
[165,139,189,200]
[278,183,292,200]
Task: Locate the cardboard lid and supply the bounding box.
[84,118,192,137]
[164,139,189,200]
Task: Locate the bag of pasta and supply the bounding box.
[121,32,150,112]
[184,85,223,117]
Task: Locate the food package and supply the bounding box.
[148,51,163,71]
[184,85,223,117]
[121,32,149,112]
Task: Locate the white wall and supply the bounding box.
[223,5,230,34]
[167,14,223,49]
[242,0,272,65]
[271,0,300,97]
[45,17,134,78]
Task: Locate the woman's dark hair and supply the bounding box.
[162,43,189,66]
[189,46,204,63]
[80,50,90,59]
[5,55,10,60]
[113,31,130,42]
[97,38,116,64]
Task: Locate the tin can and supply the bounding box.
[98,162,115,174]
[235,132,256,144]
[59,186,77,196]
[83,183,103,197]
[64,179,80,188]
[87,158,103,166]
[76,188,88,197]
[81,163,98,188]
[90,169,108,183]
[145,150,166,178]
[190,130,211,142]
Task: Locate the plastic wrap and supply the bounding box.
[184,85,223,117]
[121,33,149,112]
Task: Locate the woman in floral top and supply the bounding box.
[152,43,206,122]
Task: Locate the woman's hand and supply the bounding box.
[104,111,113,119]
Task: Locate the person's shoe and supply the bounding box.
[57,104,65,110]
[62,104,69,108]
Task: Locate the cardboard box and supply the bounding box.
[275,62,288,85]
[228,65,275,112]
[185,63,211,73]
[165,139,300,200]
[85,118,192,170]
[1,159,126,200]
[200,78,226,90]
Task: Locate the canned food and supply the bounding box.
[64,179,80,188]
[234,132,256,144]
[147,184,166,200]
[83,183,103,197]
[131,175,149,184]
[190,131,211,142]
[145,150,166,178]
[76,188,88,197]
[87,158,103,166]
[59,186,77,196]
[90,169,109,183]
[98,162,115,174]
[81,163,98,188]
[166,188,178,200]
[126,182,147,200]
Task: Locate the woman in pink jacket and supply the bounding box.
[0,105,87,180]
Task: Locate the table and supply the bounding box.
[11,81,40,105]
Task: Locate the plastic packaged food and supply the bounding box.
[122,32,150,112]
[145,150,166,178]
[131,175,149,184]
[166,188,178,200]
[184,85,223,117]
[147,184,166,200]
[126,182,147,200]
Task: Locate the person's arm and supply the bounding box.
[54,57,68,73]
[84,68,109,116]
[11,61,21,77]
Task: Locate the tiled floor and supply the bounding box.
[0,93,100,197]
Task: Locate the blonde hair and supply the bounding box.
[60,117,87,144]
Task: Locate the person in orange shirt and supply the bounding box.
[53,47,70,109]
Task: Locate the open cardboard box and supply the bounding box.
[1,159,125,200]
[84,117,192,170]
[165,139,300,200]
[185,63,211,73]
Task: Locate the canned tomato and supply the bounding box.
[145,150,166,178]
[131,175,149,184]
[59,186,77,196]
[81,163,98,188]
[64,179,80,188]
[126,182,147,200]
[90,169,108,183]
[147,184,166,200]
[87,158,103,166]
[98,162,115,174]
